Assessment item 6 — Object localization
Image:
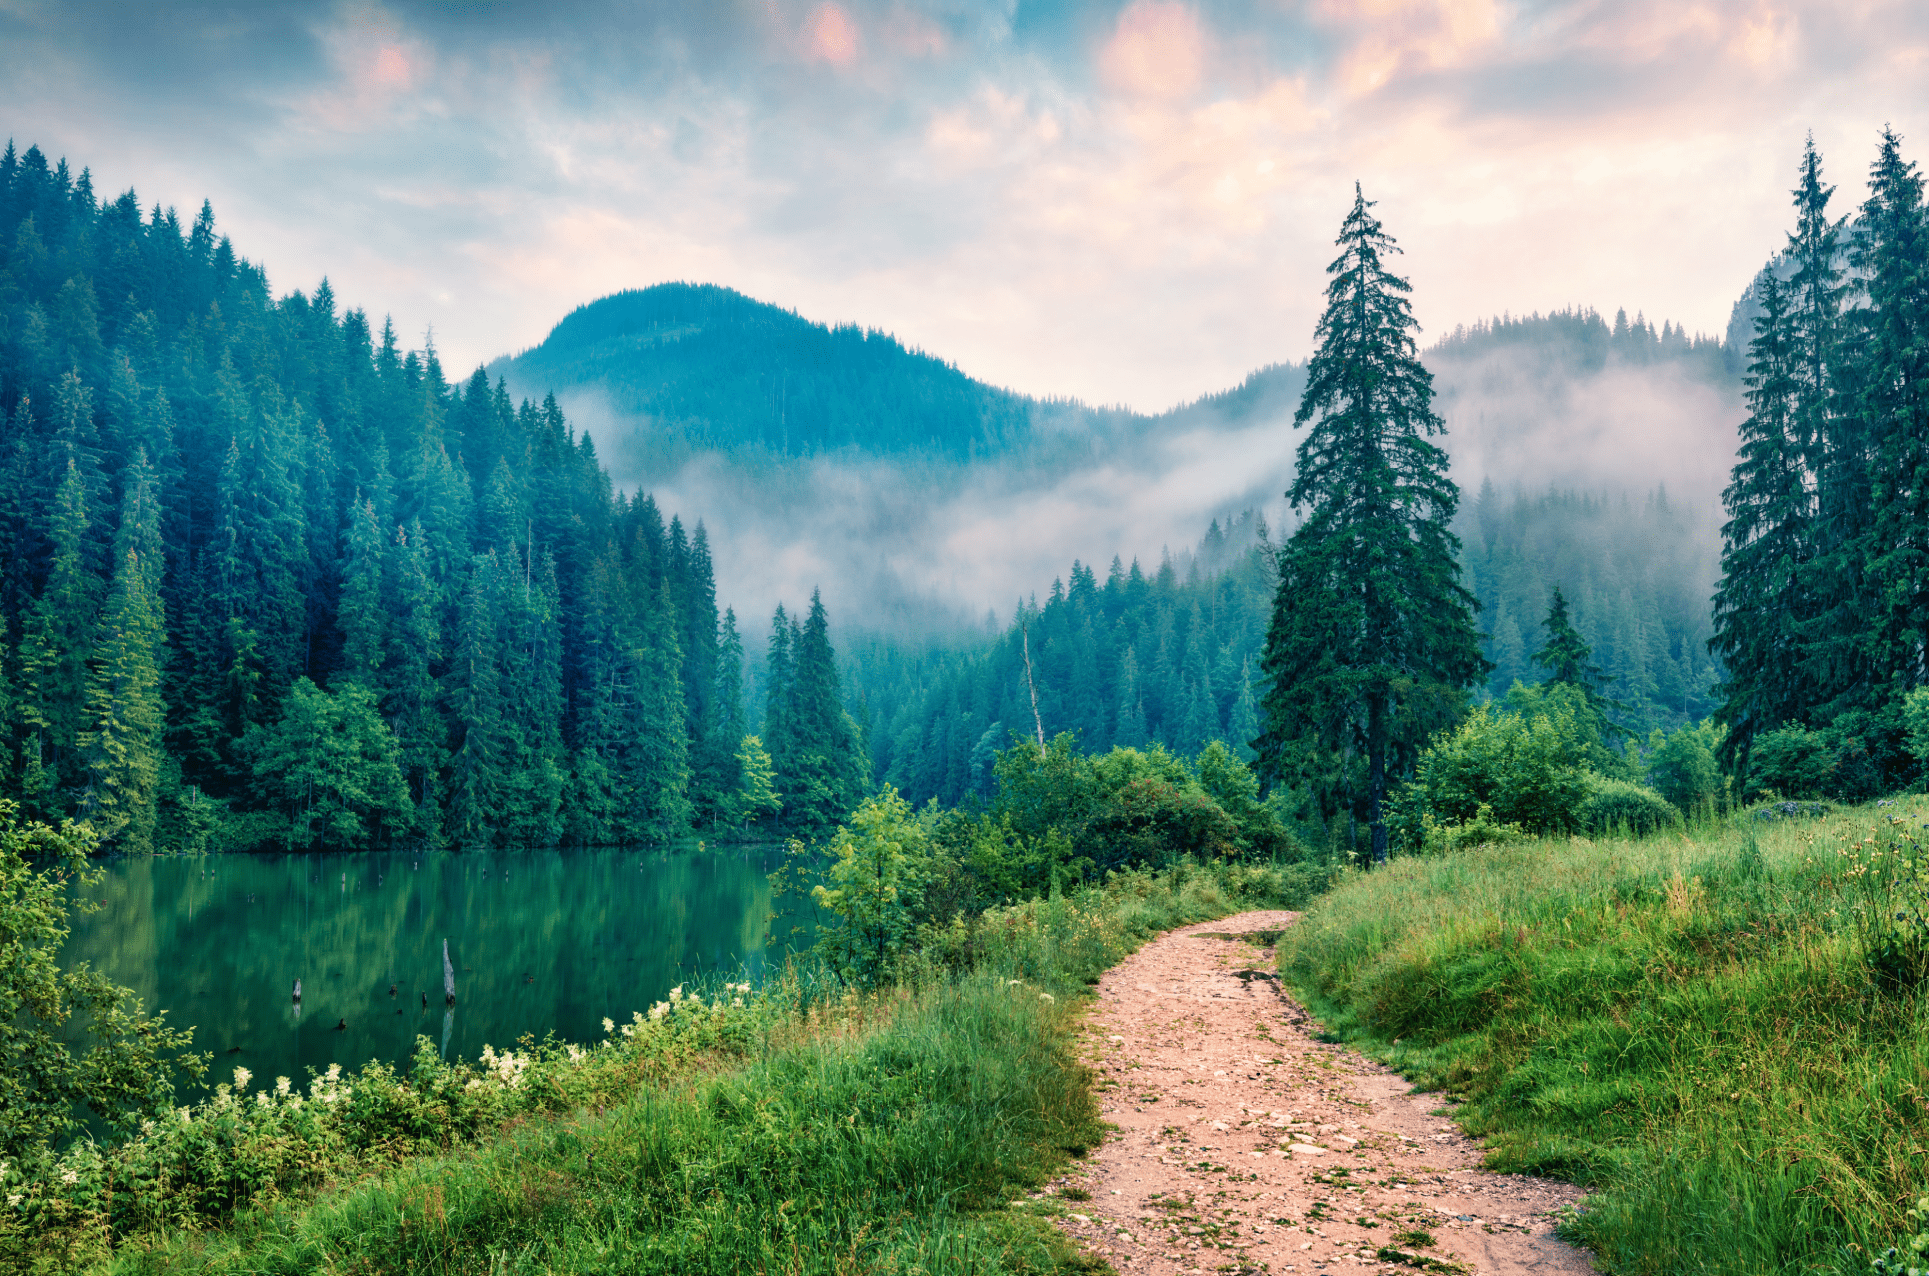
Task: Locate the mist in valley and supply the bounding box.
[512,307,1744,647]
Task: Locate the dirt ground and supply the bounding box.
[1044,910,1597,1276]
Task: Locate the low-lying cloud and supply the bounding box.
[547,339,1743,635]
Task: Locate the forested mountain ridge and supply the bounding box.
[0,140,874,851]
[489,283,1048,460]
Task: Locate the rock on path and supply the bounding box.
[1046,910,1595,1275]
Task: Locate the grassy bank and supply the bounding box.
[12,857,1312,1275]
[1278,798,1929,1275]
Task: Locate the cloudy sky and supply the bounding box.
[2,0,1924,411]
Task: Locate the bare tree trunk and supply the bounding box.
[443,939,457,1004]
[1021,621,1046,748]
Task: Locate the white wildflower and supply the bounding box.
[602,1017,615,1034]
[60,1170,78,1186]
[325,1063,342,1082]
[232,1066,252,1091]
[6,1195,18,1208]
[566,1044,585,1064]
[177,1107,193,1125]
[732,997,744,1008]
[255,1091,272,1108]
[648,1002,668,1021]
[1039,992,1056,1004]
[669,984,684,1002]
[275,1076,291,1097]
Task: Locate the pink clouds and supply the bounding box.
[1100,2,1208,100]
[804,3,860,66]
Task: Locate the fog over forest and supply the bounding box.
[498,291,1745,639]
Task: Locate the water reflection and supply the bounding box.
[62,843,812,1091]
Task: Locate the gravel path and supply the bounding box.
[1045,910,1596,1275]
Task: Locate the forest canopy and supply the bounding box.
[0,140,868,851]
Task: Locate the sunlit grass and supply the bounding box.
[1279,797,1929,1275]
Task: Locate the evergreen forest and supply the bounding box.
[0,141,865,853]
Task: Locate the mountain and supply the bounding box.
[489,285,1742,640]
[488,283,1045,460]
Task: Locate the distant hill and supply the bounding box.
[489,283,1041,459]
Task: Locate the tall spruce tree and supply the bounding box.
[1712,271,1810,770]
[1533,586,1625,739]
[77,449,165,850]
[18,460,101,808]
[1857,129,1929,701]
[1254,185,1487,862]
[773,591,865,836]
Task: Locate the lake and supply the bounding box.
[61,843,815,1091]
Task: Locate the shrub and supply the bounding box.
[1645,720,1723,813]
[990,734,1302,874]
[1748,724,1837,799]
[1405,700,1591,839]
[1579,774,1682,837]
[1422,803,1533,853]
[0,802,204,1161]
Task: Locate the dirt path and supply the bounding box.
[1046,911,1595,1276]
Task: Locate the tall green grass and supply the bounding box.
[1278,799,1929,1275]
[48,858,1305,1276]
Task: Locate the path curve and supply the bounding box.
[1047,910,1595,1275]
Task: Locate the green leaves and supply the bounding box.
[0,800,202,1160]
[243,677,411,848]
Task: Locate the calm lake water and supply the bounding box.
[61,844,815,1092]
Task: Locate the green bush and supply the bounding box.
[1398,699,1591,846]
[990,734,1305,874]
[1579,774,1682,836]
[1749,724,1838,800]
[1645,720,1723,813]
[0,801,204,1164]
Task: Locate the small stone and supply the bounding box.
[1289,1143,1327,1155]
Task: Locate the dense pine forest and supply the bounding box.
[0,141,870,852]
[1710,131,1929,802]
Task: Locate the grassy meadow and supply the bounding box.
[1280,798,1929,1275]
[10,859,1305,1276]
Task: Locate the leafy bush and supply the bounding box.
[1645,720,1723,813]
[0,802,204,1163]
[1420,803,1533,853]
[1749,724,1837,799]
[991,734,1305,874]
[1580,774,1682,837]
[1400,699,1592,843]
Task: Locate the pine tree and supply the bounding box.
[338,496,387,687]
[387,520,446,840]
[18,460,102,807]
[763,604,793,759]
[1255,186,1488,862]
[1857,128,1929,701]
[774,590,865,836]
[77,450,166,850]
[1712,271,1811,769]
[1533,586,1626,738]
[447,551,506,845]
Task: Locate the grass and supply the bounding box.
[15,856,1311,1276]
[1277,797,1929,1275]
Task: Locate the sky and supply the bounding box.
[2,0,1925,413]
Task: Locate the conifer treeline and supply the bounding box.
[851,513,1278,809]
[1464,481,1721,725]
[0,141,819,850]
[1712,130,1929,796]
